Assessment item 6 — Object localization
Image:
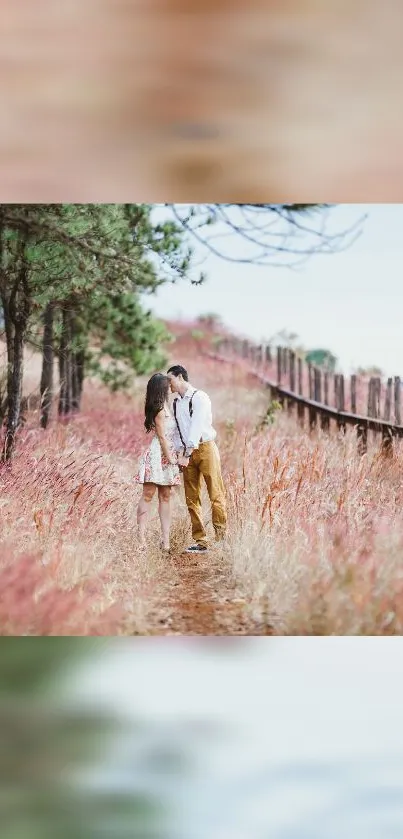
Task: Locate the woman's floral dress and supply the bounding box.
[136,409,181,486]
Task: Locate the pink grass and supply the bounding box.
[1,319,403,635]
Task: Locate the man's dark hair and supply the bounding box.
[167,365,189,381]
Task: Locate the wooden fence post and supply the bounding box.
[307,365,315,430]
[350,374,357,414]
[314,368,325,432]
[282,348,289,376]
[287,351,295,415]
[334,374,339,410]
[308,364,313,399]
[374,377,381,419]
[277,347,282,385]
[368,377,376,418]
[320,370,330,432]
[297,357,304,426]
[289,351,296,393]
[357,374,369,452]
[298,357,303,395]
[314,368,322,403]
[384,377,392,421]
[324,372,329,405]
[336,374,346,432]
[395,376,401,425]
[265,345,272,365]
[380,377,393,455]
[367,377,381,445]
[368,376,380,426]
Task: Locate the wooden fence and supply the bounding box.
[213,338,403,454]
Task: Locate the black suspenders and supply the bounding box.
[189,389,198,417]
[173,398,186,455]
[173,390,199,454]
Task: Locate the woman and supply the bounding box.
[136,373,180,553]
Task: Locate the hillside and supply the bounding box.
[1,320,403,635]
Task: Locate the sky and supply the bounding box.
[148,204,403,376]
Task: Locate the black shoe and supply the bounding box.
[184,544,208,554]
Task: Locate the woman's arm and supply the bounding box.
[155,410,176,465]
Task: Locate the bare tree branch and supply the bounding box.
[164,204,366,269]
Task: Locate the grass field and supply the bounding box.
[1,323,403,635]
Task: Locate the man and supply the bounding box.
[167,364,227,554]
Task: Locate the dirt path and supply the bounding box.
[127,344,271,635]
[146,545,272,636]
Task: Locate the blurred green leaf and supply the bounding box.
[0,638,98,696]
[0,639,178,839]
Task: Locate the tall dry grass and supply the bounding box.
[173,323,403,634]
[220,414,403,635]
[2,322,403,635]
[0,378,179,635]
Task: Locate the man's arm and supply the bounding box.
[185,392,209,457]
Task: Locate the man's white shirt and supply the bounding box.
[172,386,216,456]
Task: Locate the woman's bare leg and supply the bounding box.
[158,485,172,551]
[137,483,156,546]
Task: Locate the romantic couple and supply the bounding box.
[135,364,227,554]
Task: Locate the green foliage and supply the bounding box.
[190,329,204,342]
[223,418,236,441]
[305,348,337,371]
[211,335,224,348]
[258,399,282,431]
[85,291,171,389]
[0,204,195,408]
[0,638,96,696]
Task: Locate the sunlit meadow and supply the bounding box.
[1,322,403,635]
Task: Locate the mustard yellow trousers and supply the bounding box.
[183,441,227,548]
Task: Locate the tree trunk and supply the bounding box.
[3,298,14,422]
[58,306,74,417]
[71,313,84,412]
[1,225,30,461]
[0,296,10,425]
[40,302,55,429]
[0,220,8,426]
[58,306,68,416]
[3,320,24,460]
[59,305,85,416]
[73,349,85,410]
[65,310,74,415]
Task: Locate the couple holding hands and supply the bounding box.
[136,364,227,554]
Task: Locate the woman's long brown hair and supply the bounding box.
[144,373,169,433]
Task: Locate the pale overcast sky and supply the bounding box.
[148,204,403,376]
